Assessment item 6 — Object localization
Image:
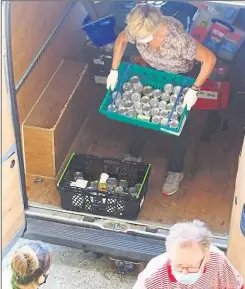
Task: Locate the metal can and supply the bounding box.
[164,84,173,94]
[161,92,170,102]
[151,115,161,124]
[130,76,140,85]
[114,186,125,195]
[107,104,117,112]
[176,105,184,116]
[171,111,178,121]
[126,109,137,117]
[135,109,142,116]
[158,100,167,110]
[141,96,150,105]
[142,104,151,116]
[179,96,184,104]
[73,172,84,181]
[133,83,144,93]
[111,91,121,100]
[122,91,132,100]
[131,92,141,103]
[118,179,128,190]
[137,114,151,121]
[159,109,169,118]
[134,101,142,111]
[160,117,169,126]
[167,103,174,111]
[118,107,127,114]
[107,177,118,188]
[143,86,153,97]
[150,98,159,108]
[128,187,138,198]
[124,100,134,110]
[90,180,98,188]
[170,120,179,129]
[151,107,160,116]
[173,85,181,95]
[123,82,133,93]
[107,187,115,195]
[152,89,162,100]
[115,97,124,107]
[170,94,178,104]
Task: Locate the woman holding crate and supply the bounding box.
[106,3,216,196]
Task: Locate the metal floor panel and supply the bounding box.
[24,217,165,262]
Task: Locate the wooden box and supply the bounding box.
[23,60,89,178]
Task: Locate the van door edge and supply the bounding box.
[3,1,28,208]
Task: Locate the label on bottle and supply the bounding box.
[98,183,108,192]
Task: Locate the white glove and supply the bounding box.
[106,69,118,91]
[183,88,198,110]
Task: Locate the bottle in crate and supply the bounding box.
[98,173,109,192]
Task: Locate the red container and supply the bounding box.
[194,79,230,110]
[191,25,209,43]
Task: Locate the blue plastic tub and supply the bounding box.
[82,14,117,47]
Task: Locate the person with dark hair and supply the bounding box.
[3,241,52,289]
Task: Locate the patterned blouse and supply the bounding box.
[125,17,197,74]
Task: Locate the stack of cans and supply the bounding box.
[107,76,189,128]
[106,177,142,198]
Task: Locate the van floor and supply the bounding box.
[26,86,245,235]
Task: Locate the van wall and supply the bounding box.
[10,1,111,177]
[10,1,88,124]
[11,1,69,85]
[227,137,245,279]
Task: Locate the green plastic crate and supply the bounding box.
[99,62,195,136]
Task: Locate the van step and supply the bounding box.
[24,217,165,262]
[26,204,229,251]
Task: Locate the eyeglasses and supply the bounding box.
[173,255,206,273]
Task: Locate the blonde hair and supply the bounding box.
[126,4,163,39]
[11,242,52,287]
[12,246,39,277]
[166,220,212,252]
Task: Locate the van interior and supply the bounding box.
[12,1,245,236]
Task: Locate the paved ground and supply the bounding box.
[2,239,137,289]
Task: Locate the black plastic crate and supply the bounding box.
[84,40,131,76]
[84,40,113,73]
[57,153,151,220]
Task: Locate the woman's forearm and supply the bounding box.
[194,44,217,88]
[194,57,216,88]
[111,32,128,70]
